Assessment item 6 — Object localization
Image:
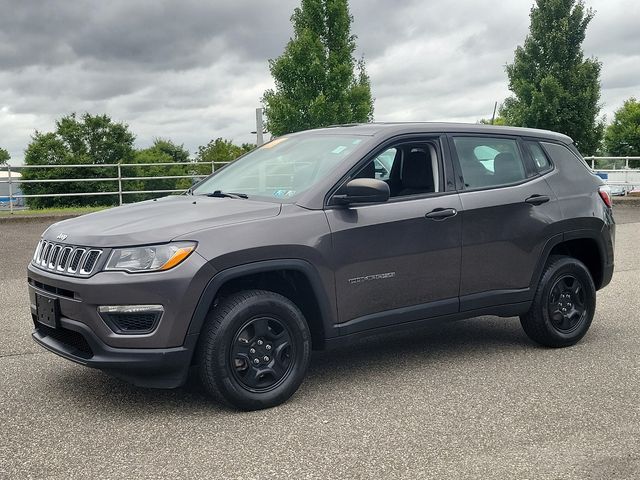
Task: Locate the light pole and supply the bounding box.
[255,108,264,146]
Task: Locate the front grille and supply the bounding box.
[48,245,61,269]
[69,249,85,273]
[32,240,103,277]
[57,247,72,271]
[81,250,100,274]
[35,322,93,359]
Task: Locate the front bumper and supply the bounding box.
[27,251,216,388]
[28,253,215,349]
[32,316,199,388]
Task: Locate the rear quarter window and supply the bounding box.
[525,141,553,173]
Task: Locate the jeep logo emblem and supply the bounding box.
[56,233,68,241]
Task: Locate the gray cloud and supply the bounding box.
[0,0,638,164]
[0,0,298,70]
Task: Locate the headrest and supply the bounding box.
[401,149,434,190]
[493,152,522,183]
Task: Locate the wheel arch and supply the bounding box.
[531,230,608,291]
[187,259,336,350]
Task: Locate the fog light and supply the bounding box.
[98,305,164,334]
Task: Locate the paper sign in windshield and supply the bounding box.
[261,137,288,149]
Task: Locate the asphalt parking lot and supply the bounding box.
[1,206,639,479]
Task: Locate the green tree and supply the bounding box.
[500,0,603,154]
[21,113,135,208]
[147,138,190,163]
[195,138,253,173]
[479,117,507,126]
[604,98,640,162]
[262,0,374,136]
[124,139,192,202]
[0,147,9,165]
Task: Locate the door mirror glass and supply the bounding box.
[333,178,390,205]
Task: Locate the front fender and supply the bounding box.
[186,258,337,342]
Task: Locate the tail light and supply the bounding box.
[598,186,612,208]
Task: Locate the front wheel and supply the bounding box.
[197,290,311,410]
[520,255,596,348]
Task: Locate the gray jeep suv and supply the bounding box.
[28,123,615,410]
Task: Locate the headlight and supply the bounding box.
[105,242,196,273]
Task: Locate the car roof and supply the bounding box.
[304,122,574,144]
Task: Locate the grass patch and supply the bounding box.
[0,206,109,217]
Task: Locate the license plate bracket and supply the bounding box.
[36,293,60,328]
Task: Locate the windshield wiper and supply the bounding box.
[205,190,249,199]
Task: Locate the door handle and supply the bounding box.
[425,208,457,220]
[525,195,550,206]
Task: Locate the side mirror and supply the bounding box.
[332,178,390,205]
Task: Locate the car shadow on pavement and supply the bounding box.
[49,315,542,413]
[305,316,532,378]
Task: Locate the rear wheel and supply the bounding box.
[520,255,596,347]
[197,290,311,410]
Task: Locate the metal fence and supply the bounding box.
[586,156,640,170]
[585,157,640,194]
[0,161,231,213]
[1,156,639,213]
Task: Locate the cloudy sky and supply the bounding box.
[1,0,638,165]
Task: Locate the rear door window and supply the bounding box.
[452,137,527,189]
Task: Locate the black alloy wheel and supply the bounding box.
[520,255,596,348]
[230,316,295,392]
[547,274,588,334]
[198,290,311,410]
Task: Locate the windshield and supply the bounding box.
[192,134,365,201]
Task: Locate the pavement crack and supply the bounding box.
[0,351,45,359]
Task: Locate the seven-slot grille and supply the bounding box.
[33,240,103,276]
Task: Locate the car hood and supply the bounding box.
[43,196,282,247]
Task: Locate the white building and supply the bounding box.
[0,170,23,206]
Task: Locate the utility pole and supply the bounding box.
[255,108,264,146]
[490,101,498,125]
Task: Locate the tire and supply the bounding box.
[520,255,596,348]
[197,289,311,410]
